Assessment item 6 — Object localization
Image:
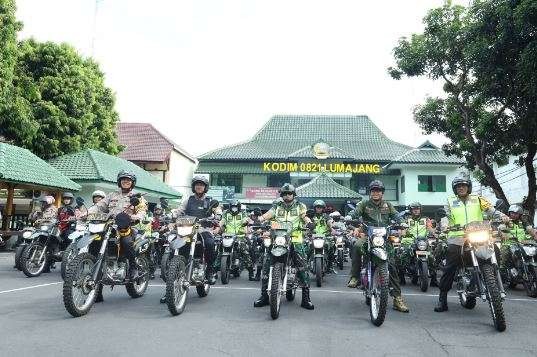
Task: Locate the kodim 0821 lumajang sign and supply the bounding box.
[262,162,381,174]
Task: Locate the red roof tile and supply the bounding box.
[117,123,196,163]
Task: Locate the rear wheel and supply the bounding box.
[524,267,537,298]
[160,251,170,282]
[270,263,283,320]
[337,250,344,270]
[369,262,389,327]
[21,242,48,278]
[221,256,230,284]
[62,253,97,317]
[286,288,296,301]
[482,263,506,332]
[166,256,188,316]
[61,244,78,280]
[14,244,27,271]
[315,258,323,287]
[126,256,149,298]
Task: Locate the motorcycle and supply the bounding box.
[60,220,88,280]
[20,219,64,277]
[453,221,507,332]
[165,214,218,316]
[410,235,431,292]
[14,224,36,271]
[309,233,327,287]
[267,221,301,320]
[62,212,151,317]
[356,220,404,327]
[219,233,247,284]
[333,228,346,270]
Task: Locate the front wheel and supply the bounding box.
[166,256,188,316]
[126,256,149,298]
[160,251,170,282]
[221,255,230,285]
[21,242,48,278]
[61,244,78,280]
[369,262,389,327]
[337,250,344,270]
[315,258,323,287]
[524,266,537,298]
[62,253,97,317]
[14,244,27,271]
[482,263,506,332]
[270,263,283,320]
[419,261,429,292]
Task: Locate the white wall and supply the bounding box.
[399,165,462,207]
[167,150,198,198]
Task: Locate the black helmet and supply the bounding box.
[252,207,262,216]
[451,176,471,195]
[191,175,209,193]
[279,183,296,197]
[229,199,241,211]
[369,180,385,193]
[62,192,74,200]
[117,171,137,188]
[313,199,326,208]
[409,202,421,209]
[159,197,169,209]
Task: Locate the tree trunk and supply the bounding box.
[473,150,509,204]
[522,143,537,224]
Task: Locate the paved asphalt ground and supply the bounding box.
[1,252,537,357]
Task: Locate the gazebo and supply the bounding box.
[0,143,81,234]
[296,173,362,211]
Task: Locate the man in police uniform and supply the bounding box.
[434,175,509,312]
[173,175,222,284]
[216,200,255,280]
[252,183,315,310]
[348,180,410,313]
[311,200,336,273]
[89,171,148,302]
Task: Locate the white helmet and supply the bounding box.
[92,190,106,199]
[329,211,341,218]
[508,205,523,215]
[42,196,55,205]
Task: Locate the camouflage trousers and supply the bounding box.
[260,242,310,293]
[215,239,253,270]
[500,244,514,273]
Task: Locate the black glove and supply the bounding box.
[306,222,316,231]
[130,196,140,207]
[75,197,84,207]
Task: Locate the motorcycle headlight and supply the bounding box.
[75,223,86,231]
[176,226,193,236]
[313,239,325,249]
[372,235,384,247]
[88,223,105,234]
[336,237,343,244]
[40,225,50,232]
[22,231,33,239]
[467,231,489,244]
[523,246,537,256]
[263,237,272,247]
[417,240,428,251]
[275,236,286,246]
[222,237,234,247]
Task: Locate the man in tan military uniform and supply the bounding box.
[29,196,58,222]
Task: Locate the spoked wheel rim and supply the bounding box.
[370,267,380,320]
[133,258,149,294]
[173,272,187,309]
[26,245,47,274]
[71,258,96,310]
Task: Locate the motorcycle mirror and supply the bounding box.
[209,199,219,210]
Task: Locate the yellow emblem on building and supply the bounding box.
[313,142,330,160]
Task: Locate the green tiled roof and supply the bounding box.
[392,141,464,165]
[0,143,80,191]
[296,174,361,199]
[49,149,181,198]
[196,162,265,174]
[199,115,463,165]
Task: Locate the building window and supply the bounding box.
[401,176,405,193]
[268,173,290,188]
[418,175,446,192]
[211,174,243,193]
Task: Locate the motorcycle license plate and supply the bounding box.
[416,251,429,256]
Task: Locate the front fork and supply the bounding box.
[92,236,109,282]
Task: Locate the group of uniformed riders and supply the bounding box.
[15,170,537,330]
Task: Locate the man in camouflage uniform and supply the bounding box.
[311,200,336,273]
[216,200,255,280]
[500,205,537,280]
[253,183,315,310]
[89,171,148,302]
[348,180,410,313]
[434,176,509,312]
[30,196,58,222]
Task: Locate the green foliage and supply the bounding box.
[1,39,121,159]
[0,0,22,107]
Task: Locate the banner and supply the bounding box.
[245,187,280,200]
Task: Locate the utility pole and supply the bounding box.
[91,0,102,56]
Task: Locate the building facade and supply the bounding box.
[117,123,198,198]
[196,115,465,215]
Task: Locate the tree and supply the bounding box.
[0,0,22,115]
[0,39,121,159]
[389,0,537,220]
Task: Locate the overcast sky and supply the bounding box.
[16,0,467,156]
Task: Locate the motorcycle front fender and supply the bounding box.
[271,246,288,257]
[170,237,187,250]
[475,246,494,261]
[314,253,324,259]
[76,233,96,249]
[371,248,387,261]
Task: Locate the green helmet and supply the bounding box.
[313,200,326,208]
[409,202,421,209]
[279,183,296,197]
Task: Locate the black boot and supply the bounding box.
[248,267,255,281]
[430,274,439,287]
[128,263,139,281]
[301,287,314,310]
[95,284,104,303]
[434,291,448,312]
[254,266,261,281]
[206,267,216,285]
[254,292,269,307]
